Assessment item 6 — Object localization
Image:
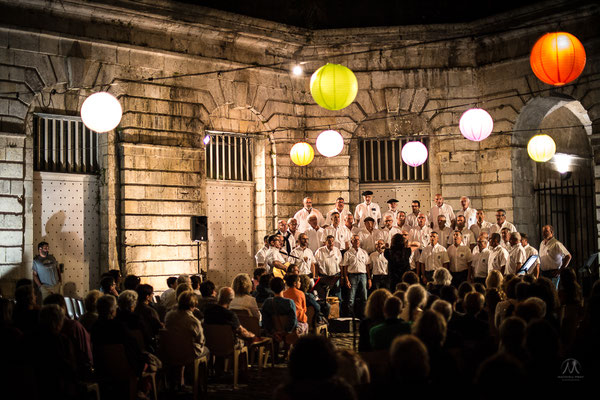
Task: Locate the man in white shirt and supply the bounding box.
[387,214,406,247]
[359,217,384,255]
[293,197,325,233]
[500,228,512,251]
[255,235,270,268]
[277,219,295,255]
[287,217,300,243]
[264,234,288,276]
[323,211,347,250]
[455,215,476,250]
[396,210,409,231]
[326,197,351,226]
[539,225,571,287]
[354,190,381,229]
[488,233,510,276]
[341,235,370,318]
[418,232,450,284]
[408,213,432,249]
[507,232,526,275]
[335,214,356,252]
[489,209,517,235]
[520,233,540,278]
[447,230,473,286]
[378,214,395,247]
[368,239,389,291]
[470,209,493,239]
[290,233,317,277]
[314,235,343,299]
[406,200,428,228]
[455,196,477,229]
[429,193,455,229]
[472,234,491,285]
[381,199,401,228]
[433,215,453,248]
[305,215,326,254]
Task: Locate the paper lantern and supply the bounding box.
[401,141,428,167]
[530,32,586,86]
[316,130,344,157]
[310,63,358,111]
[527,134,556,162]
[80,92,122,133]
[290,142,314,166]
[459,108,494,141]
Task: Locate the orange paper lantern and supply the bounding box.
[530,32,586,86]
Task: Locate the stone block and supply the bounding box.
[0,163,22,179]
[0,197,22,213]
[481,182,512,197]
[10,181,23,196]
[5,247,22,263]
[2,214,22,229]
[0,231,23,246]
[0,180,10,194]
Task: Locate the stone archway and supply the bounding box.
[512,96,595,263]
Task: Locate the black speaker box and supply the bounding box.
[191,216,208,241]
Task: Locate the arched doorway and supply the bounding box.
[512,96,596,270]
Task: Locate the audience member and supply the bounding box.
[79,289,102,332]
[358,288,392,352]
[198,280,218,313]
[123,274,141,291]
[164,291,209,358]
[390,335,430,384]
[253,273,274,304]
[369,296,410,350]
[282,274,309,335]
[399,284,427,323]
[230,273,261,319]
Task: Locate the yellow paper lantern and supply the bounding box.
[527,134,556,162]
[290,142,314,166]
[310,63,358,111]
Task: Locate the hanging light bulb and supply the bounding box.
[316,130,344,157]
[527,134,556,162]
[292,64,303,76]
[459,108,494,141]
[553,153,572,173]
[202,135,211,145]
[290,142,314,166]
[401,141,428,167]
[80,92,122,133]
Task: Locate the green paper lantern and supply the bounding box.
[310,63,358,111]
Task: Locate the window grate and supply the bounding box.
[33,114,99,174]
[359,137,429,183]
[206,132,253,182]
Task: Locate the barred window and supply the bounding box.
[33,114,99,174]
[359,137,429,183]
[205,132,253,181]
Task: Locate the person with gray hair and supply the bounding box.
[507,232,526,275]
[431,299,453,323]
[433,268,452,287]
[161,274,193,310]
[294,196,325,233]
[115,290,153,351]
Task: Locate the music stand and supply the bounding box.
[313,275,340,300]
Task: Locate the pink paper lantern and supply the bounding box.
[401,141,428,167]
[459,108,494,142]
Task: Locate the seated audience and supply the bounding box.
[13,284,39,334]
[230,273,261,319]
[165,290,209,358]
[369,296,411,350]
[203,287,256,341]
[79,289,102,332]
[282,274,309,335]
[261,278,297,334]
[135,284,163,347]
[390,335,430,384]
[123,274,141,291]
[358,288,392,352]
[198,280,218,314]
[100,276,119,297]
[253,273,274,304]
[399,284,427,323]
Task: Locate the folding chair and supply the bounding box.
[203,324,248,389]
[158,328,209,399]
[64,297,76,319]
[76,298,86,317]
[233,310,275,369]
[97,344,158,400]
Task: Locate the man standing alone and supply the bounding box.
[32,241,62,300]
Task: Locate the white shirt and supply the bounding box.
[369,251,388,276]
[255,245,269,266]
[501,241,512,251]
[305,226,325,254]
[433,226,453,248]
[472,247,491,278]
[326,208,352,226]
[278,230,296,253]
[539,237,570,271]
[354,202,382,228]
[523,244,540,270]
[341,247,369,274]
[381,209,401,227]
[406,212,429,228]
[323,224,347,249]
[457,227,476,248]
[314,246,342,276]
[488,246,510,274]
[490,220,517,235]
[408,226,432,249]
[456,207,477,229]
[447,244,473,272]
[294,207,325,233]
[508,244,527,275]
[290,246,316,275]
[429,203,455,228]
[419,243,450,271]
[335,226,355,250]
[265,247,287,273]
[470,221,493,238]
[358,228,379,255]
[387,226,405,246]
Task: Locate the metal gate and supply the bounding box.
[534,179,597,271]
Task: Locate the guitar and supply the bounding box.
[272,262,291,279]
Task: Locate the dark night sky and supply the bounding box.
[186,0,554,29]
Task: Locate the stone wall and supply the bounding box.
[1,0,599,293]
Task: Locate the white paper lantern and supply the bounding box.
[316,130,344,157]
[401,141,428,167]
[80,92,122,133]
[459,108,494,141]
